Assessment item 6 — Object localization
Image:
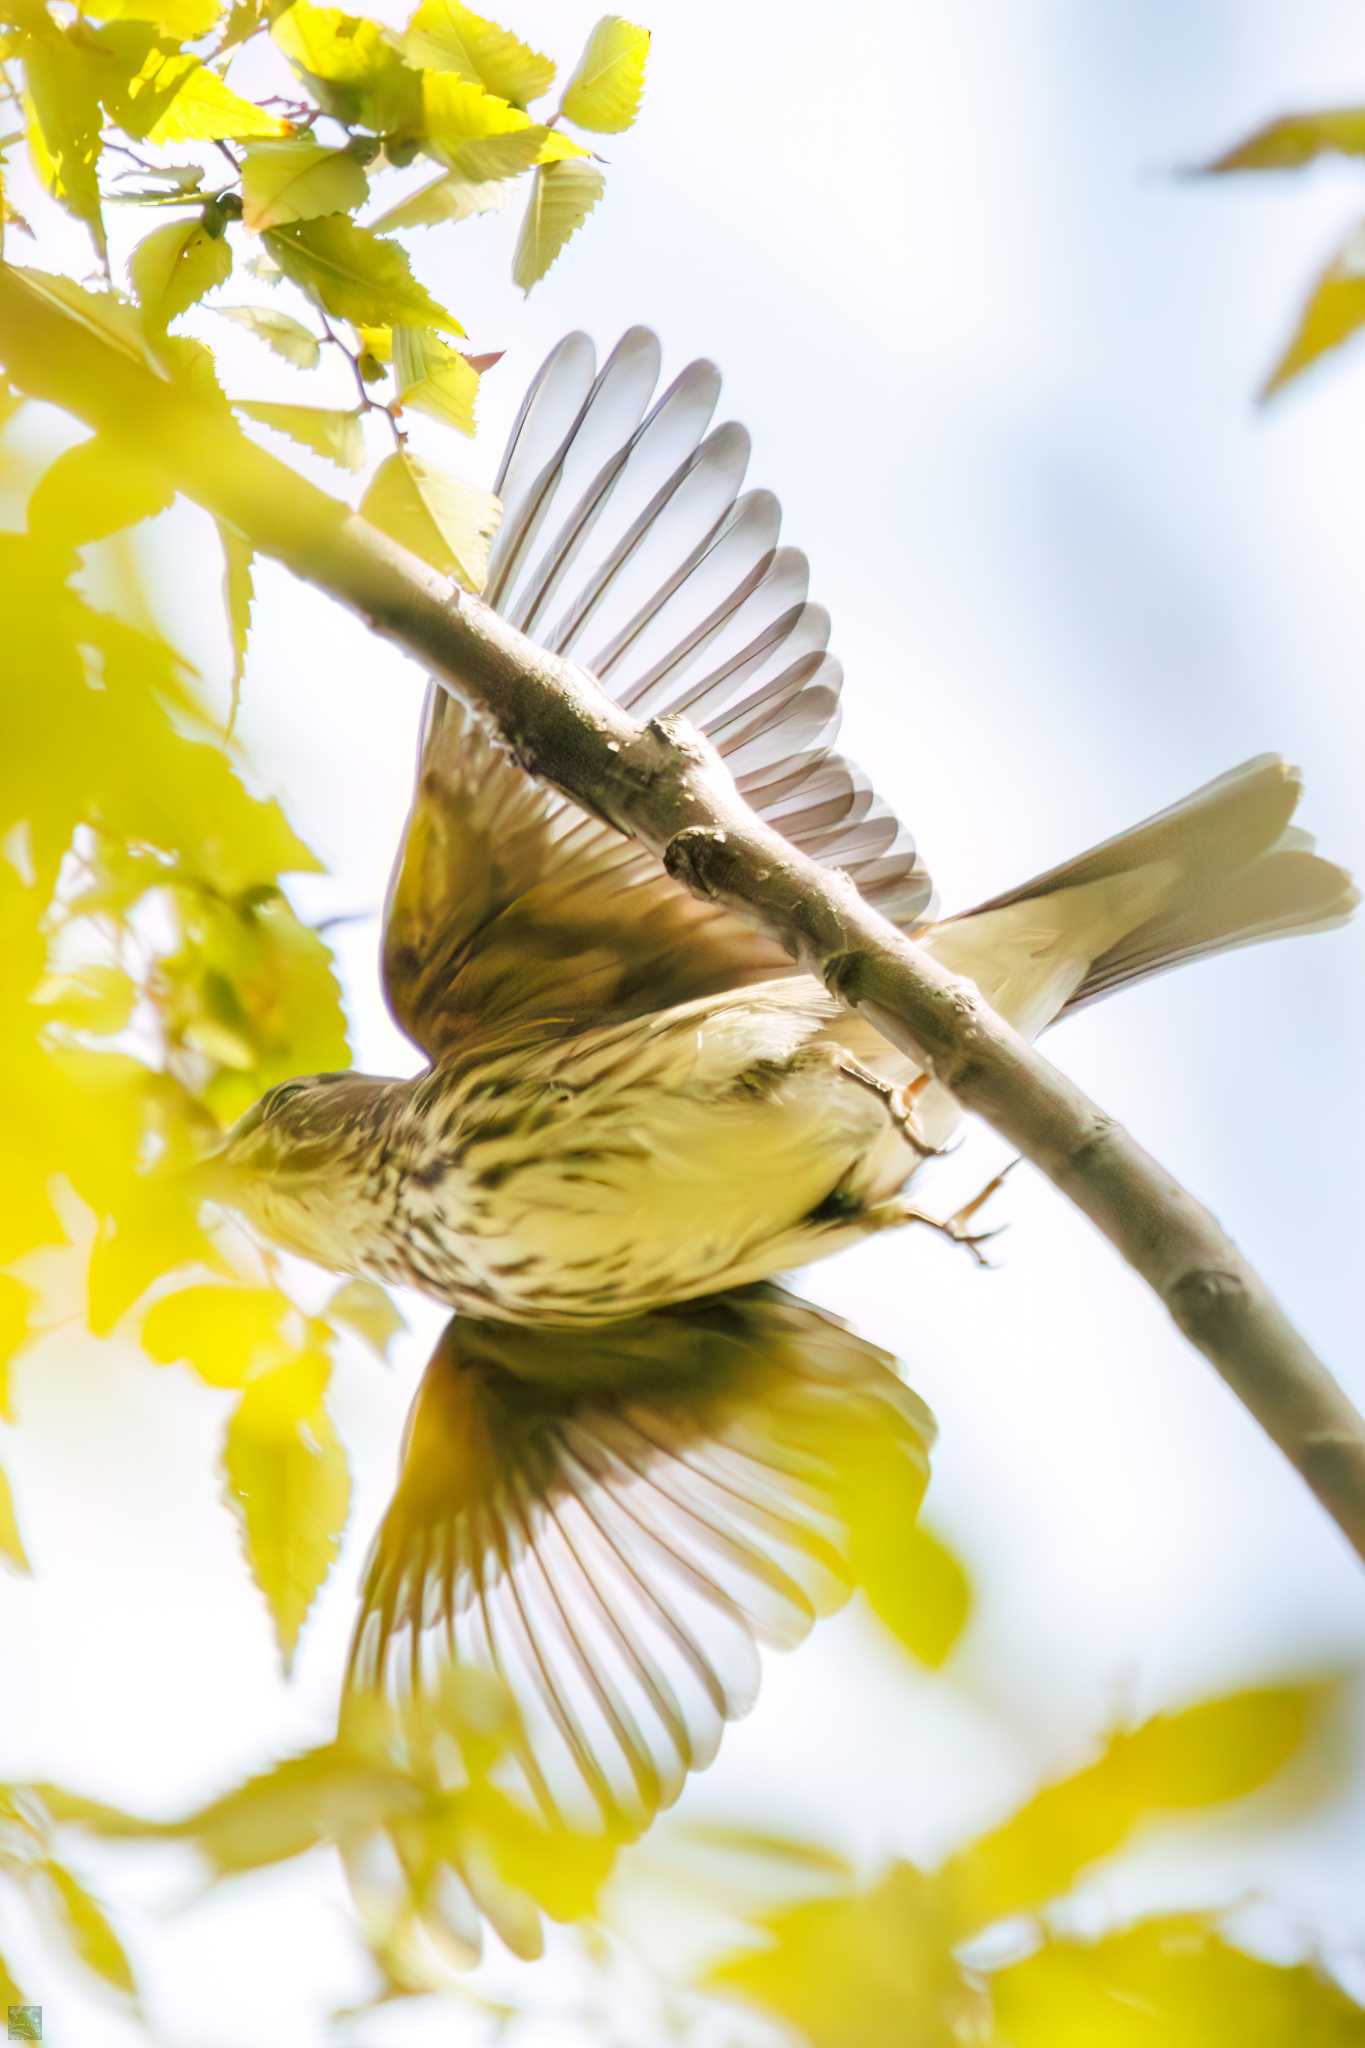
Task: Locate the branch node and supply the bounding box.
[1167,1265,1248,1339]
[823,950,869,1004]
[663,825,729,897]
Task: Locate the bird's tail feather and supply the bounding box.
[943,754,1357,1019]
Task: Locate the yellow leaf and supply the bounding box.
[403,0,554,105]
[360,450,500,592]
[80,0,223,36]
[142,1281,294,1386]
[35,964,139,1035]
[1262,228,1365,398]
[219,517,254,729]
[223,1349,350,1671]
[0,1273,32,1421]
[149,60,292,143]
[7,269,151,368]
[22,27,106,258]
[1204,108,1365,173]
[272,1,422,134]
[419,72,585,179]
[560,14,649,134]
[215,303,322,368]
[370,168,509,232]
[27,436,175,548]
[326,1277,405,1358]
[264,213,464,333]
[235,399,366,470]
[37,1863,136,1999]
[392,325,478,435]
[129,214,233,330]
[0,1458,29,1573]
[240,135,369,230]
[512,159,604,293]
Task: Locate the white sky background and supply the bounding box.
[6,1,1365,2042]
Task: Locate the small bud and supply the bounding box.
[347,135,381,166]
[200,200,227,239]
[357,351,386,385]
[216,190,244,220]
[384,135,420,168]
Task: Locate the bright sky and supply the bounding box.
[5,2,1365,2043]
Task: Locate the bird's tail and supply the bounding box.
[922,755,1356,1037]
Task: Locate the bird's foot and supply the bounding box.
[899,1160,1019,1268]
[837,1060,948,1161]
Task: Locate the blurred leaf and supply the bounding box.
[561,14,649,133]
[420,73,585,180]
[989,1913,1365,2047]
[218,518,254,731]
[80,0,223,35]
[512,159,604,292]
[21,25,107,259]
[1262,226,1365,397]
[129,214,233,330]
[35,964,138,1035]
[215,303,322,368]
[240,135,369,230]
[0,1273,33,1421]
[392,324,478,435]
[403,0,555,104]
[858,1518,971,1669]
[86,1163,224,1333]
[0,1459,30,1574]
[370,168,509,232]
[9,269,152,368]
[1204,109,1365,173]
[36,1861,136,1999]
[142,1281,293,1386]
[359,449,500,591]
[327,1277,405,1358]
[235,399,365,470]
[939,1681,1331,1936]
[264,214,463,333]
[27,435,175,548]
[271,1,422,134]
[223,1348,350,1670]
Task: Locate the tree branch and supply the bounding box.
[3,264,1364,1561]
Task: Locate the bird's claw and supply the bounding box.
[902,1159,1019,1268]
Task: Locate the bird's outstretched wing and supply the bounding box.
[382,328,934,1058]
[345,1286,932,1873]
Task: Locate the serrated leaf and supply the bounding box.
[37,1862,136,1998]
[218,519,254,732]
[420,72,585,180]
[360,450,500,591]
[1262,226,1365,398]
[370,167,509,232]
[0,1459,29,1573]
[28,435,175,547]
[80,0,223,36]
[223,1350,350,1672]
[327,1278,405,1357]
[561,14,649,133]
[113,40,292,144]
[215,303,321,367]
[22,28,106,259]
[392,324,478,434]
[1204,108,1365,173]
[142,1281,293,1385]
[235,399,365,470]
[241,135,369,230]
[272,1,421,134]
[129,214,233,329]
[512,159,603,292]
[264,214,463,333]
[8,269,152,367]
[403,0,554,104]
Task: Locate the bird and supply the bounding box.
[213,326,1356,1330]
[206,328,1355,1959]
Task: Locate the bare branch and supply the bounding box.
[3,265,1363,1560]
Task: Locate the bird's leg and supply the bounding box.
[837,1060,945,1161]
[865,1159,1020,1267]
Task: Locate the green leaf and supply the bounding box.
[240,135,370,231]
[512,159,604,293]
[218,518,254,732]
[215,303,321,368]
[142,1281,293,1387]
[420,72,585,180]
[1204,108,1365,173]
[104,33,293,144]
[8,269,152,368]
[369,168,509,232]
[80,0,223,36]
[263,214,464,333]
[22,26,107,259]
[0,1459,29,1573]
[235,399,365,470]
[990,1913,1365,2048]
[129,215,233,330]
[271,1,422,134]
[392,325,478,435]
[223,1349,350,1671]
[360,449,500,591]
[403,0,555,105]
[37,1862,136,1999]
[27,435,175,547]
[326,1277,405,1358]
[1262,227,1365,398]
[561,14,649,133]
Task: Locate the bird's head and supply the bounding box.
[203,1070,399,1270]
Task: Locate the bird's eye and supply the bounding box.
[266,1081,307,1117]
